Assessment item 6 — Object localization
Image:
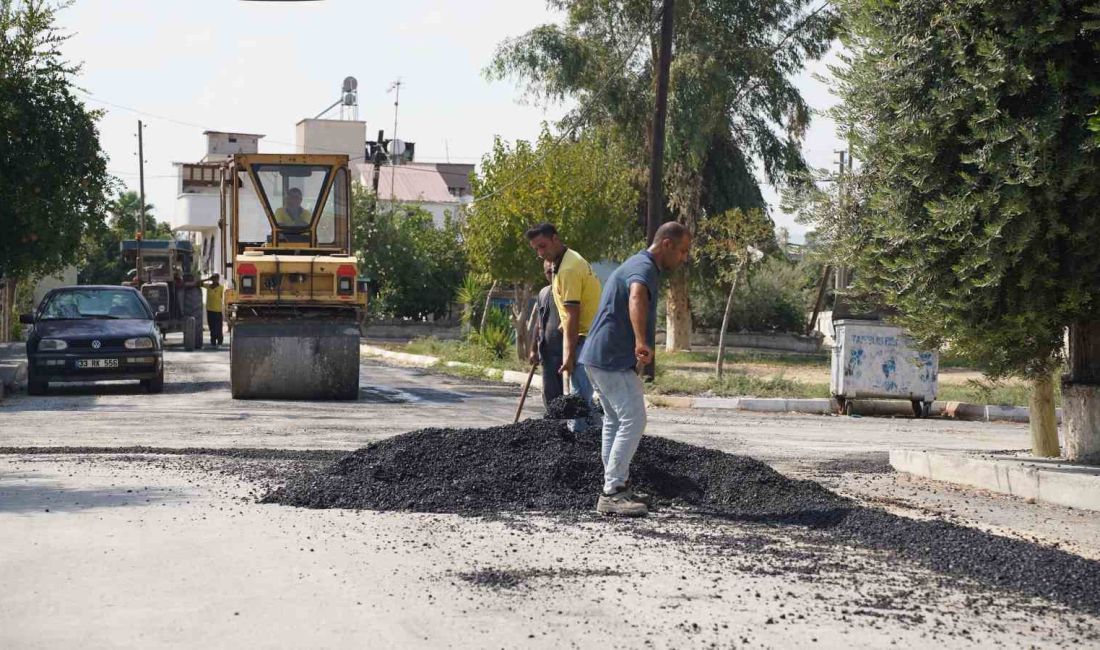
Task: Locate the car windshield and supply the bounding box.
[40,289,149,320]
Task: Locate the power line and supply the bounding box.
[82,91,481,183]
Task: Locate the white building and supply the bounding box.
[171,116,471,276]
[169,131,265,276]
[355,163,470,228]
[296,118,366,163]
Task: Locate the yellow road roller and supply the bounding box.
[219,153,365,399]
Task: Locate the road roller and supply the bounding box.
[219,153,365,399]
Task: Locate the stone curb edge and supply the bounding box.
[360,344,1043,423]
[890,449,1100,512]
[0,359,28,400]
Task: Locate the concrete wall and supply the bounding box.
[296,119,366,162]
[204,132,260,158]
[33,266,78,306]
[363,320,463,341]
[655,330,823,354]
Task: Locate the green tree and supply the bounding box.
[487,0,836,350]
[465,128,638,361]
[78,191,170,285]
[697,208,776,376]
[808,0,1100,459]
[350,185,466,320]
[1,0,110,281]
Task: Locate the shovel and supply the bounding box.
[513,362,539,424]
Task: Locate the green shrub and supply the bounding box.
[691,257,811,333]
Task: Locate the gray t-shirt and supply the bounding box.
[579,250,659,371]
[536,285,563,353]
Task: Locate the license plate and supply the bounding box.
[77,358,118,369]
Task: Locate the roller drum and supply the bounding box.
[230,319,360,400]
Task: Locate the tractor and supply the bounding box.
[120,238,205,350]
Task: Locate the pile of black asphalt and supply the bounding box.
[261,418,1100,616]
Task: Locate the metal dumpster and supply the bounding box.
[830,319,938,417]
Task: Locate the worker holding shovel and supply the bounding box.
[528,259,564,410]
[580,222,692,516]
[526,223,602,433]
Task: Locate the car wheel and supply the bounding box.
[26,366,47,395]
[142,370,164,394]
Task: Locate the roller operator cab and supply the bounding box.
[222,154,366,400]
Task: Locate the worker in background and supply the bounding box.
[525,222,601,433]
[528,259,564,411]
[201,274,224,347]
[275,188,311,227]
[580,221,692,517]
[181,273,205,350]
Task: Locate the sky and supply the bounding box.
[56,0,842,243]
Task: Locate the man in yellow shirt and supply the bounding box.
[201,274,225,347]
[274,188,312,228]
[526,222,602,432]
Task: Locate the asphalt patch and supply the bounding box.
[262,420,1100,618]
[456,567,624,590]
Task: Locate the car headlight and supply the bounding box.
[39,339,68,351]
[124,337,155,350]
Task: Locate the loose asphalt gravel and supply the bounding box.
[543,394,591,420]
[262,418,1100,623]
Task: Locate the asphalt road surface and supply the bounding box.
[2,343,1099,648]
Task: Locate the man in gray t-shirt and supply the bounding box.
[579,222,692,517]
[529,260,564,409]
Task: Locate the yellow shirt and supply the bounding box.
[552,248,601,337]
[205,284,224,313]
[275,207,312,228]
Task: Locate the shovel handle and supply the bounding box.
[513,363,539,424]
[562,369,572,395]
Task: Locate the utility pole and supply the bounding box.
[372,130,384,195]
[137,119,147,286]
[646,0,675,245]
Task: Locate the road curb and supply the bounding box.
[361,344,543,391]
[890,449,1100,512]
[360,343,1048,422]
[0,360,27,400]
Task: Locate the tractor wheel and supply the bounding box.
[183,317,197,351]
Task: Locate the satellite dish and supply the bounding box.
[343,92,356,106]
[342,76,358,92]
[391,139,406,156]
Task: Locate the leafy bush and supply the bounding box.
[455,275,486,332]
[352,187,465,320]
[467,307,514,359]
[691,257,811,333]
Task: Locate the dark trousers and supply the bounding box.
[539,344,564,410]
[207,310,223,345]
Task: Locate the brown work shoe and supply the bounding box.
[596,489,648,517]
